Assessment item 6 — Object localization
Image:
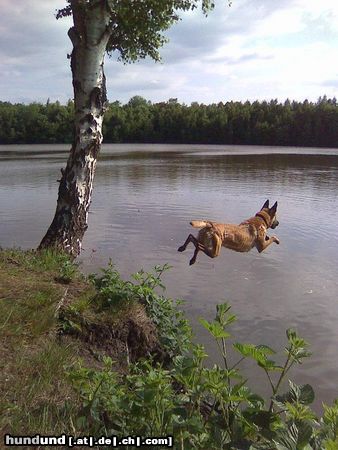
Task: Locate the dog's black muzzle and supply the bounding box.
[271,220,279,229]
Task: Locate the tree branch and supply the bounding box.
[56,5,72,20]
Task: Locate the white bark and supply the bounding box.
[39,3,112,257]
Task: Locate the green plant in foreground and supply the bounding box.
[58,259,78,283]
[89,263,191,357]
[69,266,338,449]
[198,304,326,449]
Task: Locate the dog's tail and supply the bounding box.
[190,220,213,228]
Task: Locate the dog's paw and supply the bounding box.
[273,236,280,244]
[189,258,196,265]
[177,245,185,252]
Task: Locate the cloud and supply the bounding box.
[321,79,338,89]
[0,0,337,104]
[0,0,72,102]
[206,51,273,65]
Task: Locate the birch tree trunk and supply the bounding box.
[39,0,218,258]
[39,2,111,258]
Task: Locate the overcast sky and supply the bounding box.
[1,0,338,105]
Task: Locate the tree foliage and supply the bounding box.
[57,0,220,63]
[1,96,338,148]
[0,100,74,144]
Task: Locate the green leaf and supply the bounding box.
[286,328,297,341]
[246,392,266,409]
[199,318,230,339]
[256,344,276,355]
[246,410,273,429]
[298,384,315,405]
[275,382,315,406]
[274,423,298,450]
[296,420,313,448]
[285,329,311,363]
[258,358,283,371]
[323,400,338,430]
[199,318,212,331]
[233,342,267,365]
[216,302,231,317]
[215,303,237,326]
[143,388,157,403]
[324,438,338,450]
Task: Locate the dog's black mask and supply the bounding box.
[271,219,279,229]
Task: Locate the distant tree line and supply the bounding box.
[0,100,74,144]
[1,95,338,147]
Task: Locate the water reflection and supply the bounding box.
[1,143,338,410]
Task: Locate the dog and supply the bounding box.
[178,200,280,265]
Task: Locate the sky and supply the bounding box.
[1,0,338,105]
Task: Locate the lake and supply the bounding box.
[1,143,338,410]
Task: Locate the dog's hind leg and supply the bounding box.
[178,234,198,252]
[178,233,221,265]
[177,234,204,265]
[198,234,222,259]
[189,245,200,265]
[189,235,221,265]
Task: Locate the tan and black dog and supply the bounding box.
[178,200,280,265]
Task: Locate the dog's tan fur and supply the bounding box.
[178,200,280,265]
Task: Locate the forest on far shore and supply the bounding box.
[0,95,337,147]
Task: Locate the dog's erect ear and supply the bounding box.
[270,201,278,213]
[261,199,269,210]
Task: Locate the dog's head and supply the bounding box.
[257,199,279,229]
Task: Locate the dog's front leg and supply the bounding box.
[256,235,280,253]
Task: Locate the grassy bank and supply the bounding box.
[0,249,337,449]
[0,249,83,435]
[0,250,166,437]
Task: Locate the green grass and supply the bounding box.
[0,249,85,436]
[0,249,162,440]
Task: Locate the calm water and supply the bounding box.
[1,143,338,409]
